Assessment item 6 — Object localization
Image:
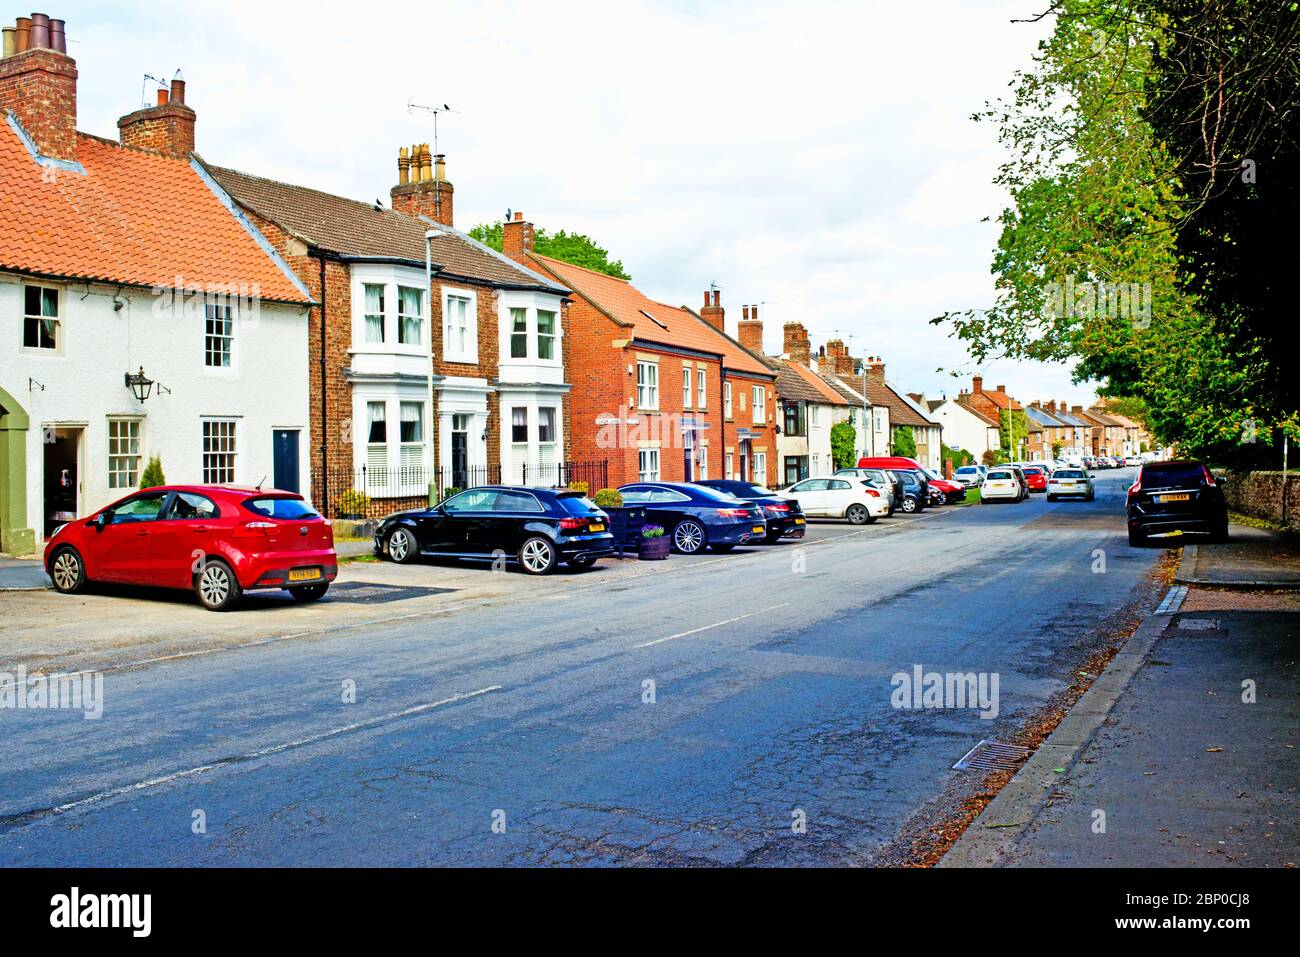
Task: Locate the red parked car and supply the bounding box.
[43,485,337,611]
[1020,465,1048,492]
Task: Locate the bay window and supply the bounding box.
[536,310,556,360]
[363,284,385,343]
[510,308,528,359]
[398,286,423,345]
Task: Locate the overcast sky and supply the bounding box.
[60,0,1093,405]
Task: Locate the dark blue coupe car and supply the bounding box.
[617,482,768,554]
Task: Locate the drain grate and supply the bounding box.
[953,739,1033,772]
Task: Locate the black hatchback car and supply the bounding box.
[1126,460,1229,546]
[374,486,616,574]
[617,482,767,554]
[694,479,806,543]
[886,469,928,513]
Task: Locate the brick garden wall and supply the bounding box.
[1221,471,1300,531]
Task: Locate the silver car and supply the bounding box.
[1046,467,1094,501]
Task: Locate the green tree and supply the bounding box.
[830,420,857,469]
[892,426,917,459]
[139,454,165,489]
[1000,409,1029,461]
[468,222,630,280]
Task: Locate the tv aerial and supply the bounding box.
[407,100,458,154]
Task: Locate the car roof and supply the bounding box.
[139,484,303,498]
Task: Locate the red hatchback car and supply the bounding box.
[43,485,337,611]
[1021,465,1048,492]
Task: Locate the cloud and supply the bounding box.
[60,0,1090,404]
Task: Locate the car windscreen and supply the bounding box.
[692,485,745,502]
[558,494,601,515]
[243,496,318,519]
[1142,463,1206,488]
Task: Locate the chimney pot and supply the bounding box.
[156,87,168,106]
[15,17,30,53]
[170,69,185,105]
[49,18,65,53]
[28,13,49,50]
[514,211,523,221]
[1,19,79,160]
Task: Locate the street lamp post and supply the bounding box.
[425,229,437,506]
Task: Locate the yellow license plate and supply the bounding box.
[1159,493,1190,503]
[794,517,805,525]
[752,526,765,534]
[587,523,605,532]
[288,568,321,582]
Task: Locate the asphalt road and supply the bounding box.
[0,469,1163,865]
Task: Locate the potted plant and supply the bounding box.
[338,488,371,520]
[638,524,670,560]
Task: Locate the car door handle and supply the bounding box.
[192,526,212,532]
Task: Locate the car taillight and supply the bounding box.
[1202,466,1216,486]
[558,518,586,530]
[765,504,789,514]
[244,521,276,529]
[1127,479,1141,497]
[717,508,749,517]
[863,488,879,497]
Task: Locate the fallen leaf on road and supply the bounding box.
[1053,767,1065,773]
[1206,747,1224,752]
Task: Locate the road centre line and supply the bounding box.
[634,602,792,649]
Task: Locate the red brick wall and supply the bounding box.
[429,276,502,470]
[0,48,78,160]
[391,181,454,227]
[117,103,196,157]
[725,372,777,487]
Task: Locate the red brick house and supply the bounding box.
[501,213,776,488]
[205,155,578,514]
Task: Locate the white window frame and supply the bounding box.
[536,308,558,362]
[698,444,708,481]
[724,381,733,419]
[442,287,478,364]
[397,285,424,347]
[638,447,661,482]
[362,282,386,344]
[637,360,659,411]
[682,366,692,409]
[697,369,707,410]
[398,400,425,493]
[107,418,142,490]
[22,283,61,354]
[204,302,235,370]
[202,419,237,485]
[752,450,767,485]
[752,385,766,426]
[726,451,734,481]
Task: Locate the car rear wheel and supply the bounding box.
[49,546,86,594]
[900,496,918,513]
[519,536,558,575]
[195,558,241,611]
[1211,519,1229,543]
[672,520,707,554]
[846,503,872,525]
[1046,494,1057,502]
[289,583,329,602]
[1128,527,1146,548]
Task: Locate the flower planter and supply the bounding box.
[637,536,671,560]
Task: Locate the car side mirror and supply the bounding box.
[94,511,111,530]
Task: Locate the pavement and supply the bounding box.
[943,522,1300,867]
[0,469,1186,866]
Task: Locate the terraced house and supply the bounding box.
[0,28,313,553]
[206,155,576,517]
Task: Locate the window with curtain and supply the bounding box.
[510,308,528,359]
[399,402,423,485]
[536,310,556,360]
[398,286,422,345]
[638,448,660,482]
[511,408,528,443]
[364,284,385,343]
[444,293,474,361]
[366,401,388,487]
[538,407,555,443]
[23,285,59,351]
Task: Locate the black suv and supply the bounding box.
[886,469,928,513]
[375,486,616,573]
[1126,460,1229,546]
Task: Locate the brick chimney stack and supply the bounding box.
[971,375,983,394]
[783,320,810,366]
[824,338,856,377]
[0,12,78,161]
[700,289,724,331]
[502,211,534,262]
[118,69,195,158]
[738,304,764,354]
[866,355,886,384]
[390,144,454,226]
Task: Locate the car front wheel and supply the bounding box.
[900,497,917,513]
[519,536,558,574]
[49,546,86,594]
[672,520,707,554]
[385,526,418,563]
[195,558,242,611]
